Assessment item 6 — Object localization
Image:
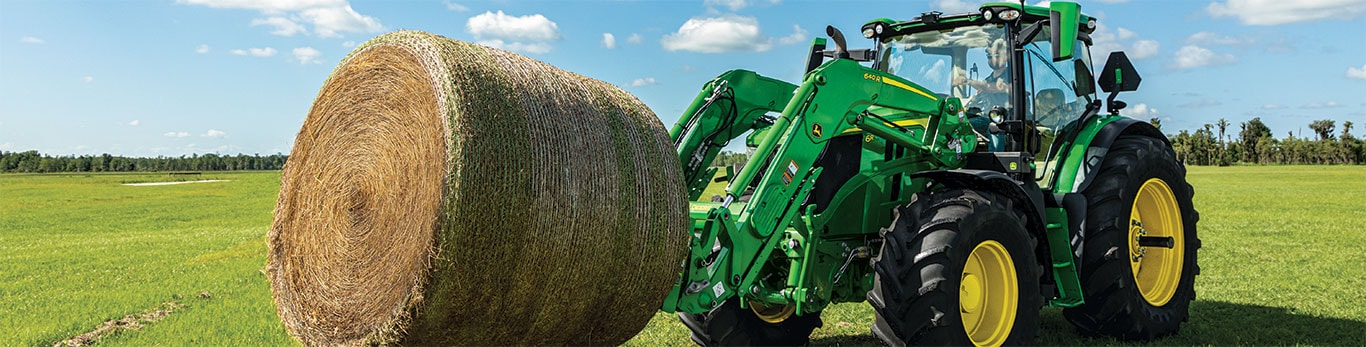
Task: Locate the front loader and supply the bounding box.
[661,2,1200,346]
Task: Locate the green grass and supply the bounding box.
[3,166,1364,345]
[0,172,293,346]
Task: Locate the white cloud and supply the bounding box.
[1303,101,1341,109]
[467,11,560,42]
[475,40,552,54]
[231,47,278,57]
[444,1,468,11]
[293,47,321,64]
[628,77,657,87]
[83,76,94,83]
[1116,28,1136,40]
[602,33,616,49]
[1261,104,1286,110]
[931,0,978,13]
[165,131,190,138]
[1120,103,1158,118]
[342,40,356,48]
[251,17,306,36]
[1185,31,1252,46]
[128,120,140,126]
[1171,45,1236,69]
[195,44,210,54]
[1207,0,1366,25]
[1095,0,1129,3]
[298,5,382,38]
[20,36,44,44]
[662,15,802,53]
[776,25,808,45]
[466,11,560,54]
[1129,40,1160,59]
[203,129,227,137]
[627,33,642,44]
[1348,64,1366,79]
[705,0,748,11]
[1090,24,1158,63]
[178,0,383,38]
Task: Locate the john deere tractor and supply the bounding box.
[661,1,1199,345]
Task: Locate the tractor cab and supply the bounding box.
[863,2,1101,186]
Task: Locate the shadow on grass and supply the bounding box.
[811,300,1366,346]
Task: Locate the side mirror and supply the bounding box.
[1098,51,1141,113]
[1048,2,1080,61]
[1073,59,1095,97]
[1098,51,1141,93]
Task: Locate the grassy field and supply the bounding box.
[2,166,1364,345]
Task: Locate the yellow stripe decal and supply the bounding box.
[840,119,930,134]
[882,78,938,101]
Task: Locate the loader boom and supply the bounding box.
[662,56,978,315]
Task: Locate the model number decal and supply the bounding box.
[781,160,798,185]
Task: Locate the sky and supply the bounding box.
[1,0,1363,157]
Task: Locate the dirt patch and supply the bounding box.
[55,302,183,347]
[122,180,229,186]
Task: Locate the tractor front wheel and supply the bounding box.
[1064,134,1200,340]
[869,188,1041,346]
[678,298,822,346]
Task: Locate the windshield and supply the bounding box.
[880,24,1010,111]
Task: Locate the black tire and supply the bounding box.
[1064,134,1200,340]
[869,189,1042,346]
[678,298,822,346]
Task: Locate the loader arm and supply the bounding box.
[670,71,798,201]
[663,58,978,315]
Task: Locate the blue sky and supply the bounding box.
[2,0,1363,157]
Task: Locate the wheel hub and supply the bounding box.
[960,240,1017,347]
[1129,178,1185,307]
[750,301,796,323]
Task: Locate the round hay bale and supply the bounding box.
[267,30,689,346]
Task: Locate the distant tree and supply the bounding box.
[1239,118,1273,163]
[1309,119,1336,141]
[1149,117,1162,131]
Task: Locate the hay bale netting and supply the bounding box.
[267,30,690,346]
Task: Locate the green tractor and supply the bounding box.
[661,1,1199,345]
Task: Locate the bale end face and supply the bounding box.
[268,42,447,345]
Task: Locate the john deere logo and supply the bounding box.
[812,123,823,138]
[1009,162,1019,171]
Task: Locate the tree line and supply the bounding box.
[709,117,1364,168]
[1158,118,1364,166]
[0,151,288,173]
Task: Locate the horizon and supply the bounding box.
[3,0,1363,157]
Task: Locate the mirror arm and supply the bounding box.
[1016,20,1045,47]
[1105,89,1126,114]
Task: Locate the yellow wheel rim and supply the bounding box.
[750,301,796,323]
[1129,178,1185,306]
[960,240,1017,347]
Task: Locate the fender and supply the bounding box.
[909,169,1047,240]
[1053,116,1167,194]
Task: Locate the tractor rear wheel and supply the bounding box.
[870,188,1041,346]
[1064,134,1200,340]
[678,298,822,346]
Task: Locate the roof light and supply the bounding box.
[1087,19,1097,30]
[999,9,1020,20]
[875,24,884,34]
[862,28,875,38]
[982,9,994,21]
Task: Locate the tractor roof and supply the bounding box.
[861,1,1095,42]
